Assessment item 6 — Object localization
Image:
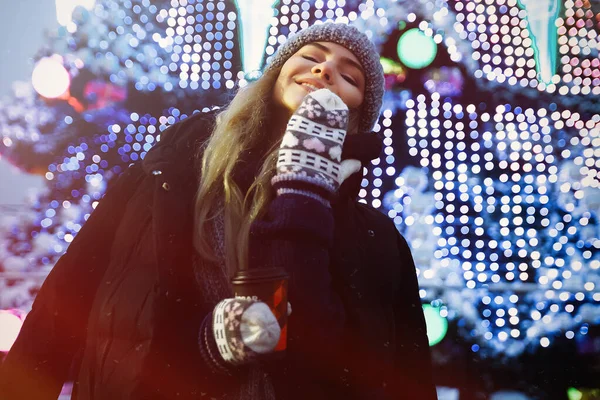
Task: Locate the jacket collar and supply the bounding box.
[142,109,382,203]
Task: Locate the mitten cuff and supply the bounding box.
[198,313,234,375]
[271,173,333,207]
[274,188,331,208]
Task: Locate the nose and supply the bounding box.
[311,62,333,83]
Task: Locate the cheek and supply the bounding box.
[342,88,364,110]
[272,77,288,107]
[276,66,294,88]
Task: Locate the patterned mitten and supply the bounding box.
[212,298,281,366]
[271,88,361,206]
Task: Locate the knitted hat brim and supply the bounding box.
[264,22,385,136]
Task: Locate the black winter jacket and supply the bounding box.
[0,110,436,399]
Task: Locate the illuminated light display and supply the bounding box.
[423,304,449,346]
[397,28,438,69]
[55,0,97,26]
[453,0,599,96]
[31,56,71,99]
[154,0,240,91]
[390,92,600,354]
[234,0,278,75]
[516,0,561,84]
[489,391,531,400]
[0,0,598,361]
[50,0,242,94]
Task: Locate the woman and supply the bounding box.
[0,23,436,399]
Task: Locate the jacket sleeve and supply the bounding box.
[0,163,146,399]
[391,231,437,399]
[248,194,346,371]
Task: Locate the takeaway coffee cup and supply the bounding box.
[231,268,289,355]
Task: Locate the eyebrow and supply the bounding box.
[305,42,365,77]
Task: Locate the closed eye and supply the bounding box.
[342,75,358,87]
[302,55,318,62]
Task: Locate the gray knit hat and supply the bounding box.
[264,22,384,136]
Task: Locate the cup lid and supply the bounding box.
[232,267,289,281]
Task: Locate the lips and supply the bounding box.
[299,82,320,92]
[296,79,325,93]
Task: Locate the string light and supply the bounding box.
[0,0,598,359]
[453,0,599,95]
[391,92,600,354]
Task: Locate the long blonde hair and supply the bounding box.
[194,66,362,278]
[194,67,283,277]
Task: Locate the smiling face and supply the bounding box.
[272,41,365,118]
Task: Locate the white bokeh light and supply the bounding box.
[31,56,71,99]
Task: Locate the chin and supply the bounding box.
[285,95,307,113]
